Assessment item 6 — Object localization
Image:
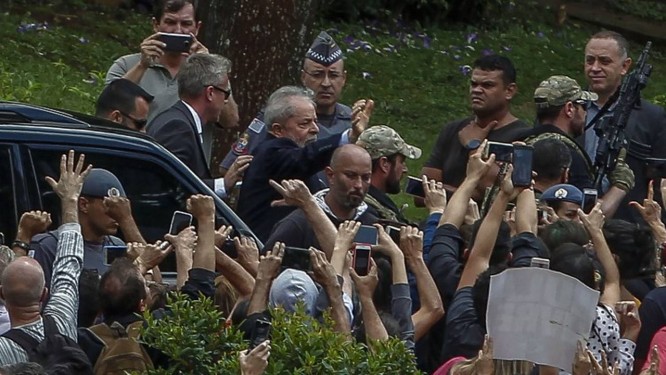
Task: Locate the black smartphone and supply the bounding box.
[386,225,401,244]
[354,225,378,245]
[104,245,128,266]
[169,211,193,235]
[404,176,425,198]
[221,237,237,258]
[157,32,193,53]
[484,141,513,162]
[281,247,311,271]
[249,318,272,349]
[582,188,598,214]
[353,244,372,276]
[512,144,534,187]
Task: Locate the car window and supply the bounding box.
[0,147,16,244]
[29,147,199,272]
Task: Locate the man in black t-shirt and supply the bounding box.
[421,55,527,195]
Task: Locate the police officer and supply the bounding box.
[540,183,584,222]
[220,31,356,186]
[356,125,421,224]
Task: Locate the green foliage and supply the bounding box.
[607,0,666,22]
[140,295,422,374]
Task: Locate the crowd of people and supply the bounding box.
[1,0,666,374]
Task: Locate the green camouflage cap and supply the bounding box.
[534,75,598,109]
[356,125,422,160]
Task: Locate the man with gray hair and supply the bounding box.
[237,85,371,242]
[147,53,249,197]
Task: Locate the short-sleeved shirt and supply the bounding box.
[425,118,529,188]
[105,53,179,122]
[30,231,124,289]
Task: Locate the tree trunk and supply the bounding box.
[195,0,320,176]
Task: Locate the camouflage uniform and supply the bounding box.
[356,125,421,225]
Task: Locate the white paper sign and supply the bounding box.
[487,268,599,370]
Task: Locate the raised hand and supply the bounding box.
[103,196,133,222]
[399,226,424,261]
[269,179,314,208]
[578,201,605,233]
[224,155,253,192]
[350,257,378,298]
[350,99,374,142]
[188,34,209,55]
[473,335,494,375]
[422,175,447,214]
[616,301,641,342]
[572,340,592,375]
[187,194,215,219]
[309,248,338,287]
[256,242,285,281]
[466,140,495,182]
[334,221,361,253]
[139,33,165,68]
[132,241,173,272]
[18,211,52,238]
[240,340,270,375]
[630,180,662,225]
[45,150,92,201]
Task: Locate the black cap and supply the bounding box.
[305,31,343,66]
[81,168,126,198]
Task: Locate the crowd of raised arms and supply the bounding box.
[1,0,666,374]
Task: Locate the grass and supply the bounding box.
[0,2,664,220]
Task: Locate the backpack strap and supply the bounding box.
[3,328,40,354]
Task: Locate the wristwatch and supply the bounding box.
[464,139,482,151]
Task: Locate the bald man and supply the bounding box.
[264,144,379,250]
[0,151,88,365]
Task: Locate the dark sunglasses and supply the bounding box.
[118,110,148,131]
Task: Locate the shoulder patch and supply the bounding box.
[248,118,265,133]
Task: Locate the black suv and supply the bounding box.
[0,101,259,273]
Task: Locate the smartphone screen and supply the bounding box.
[281,247,312,271]
[386,225,401,244]
[485,142,514,162]
[169,211,193,235]
[104,245,128,266]
[353,245,371,276]
[249,318,272,349]
[512,145,534,187]
[404,176,425,198]
[354,225,378,245]
[582,188,598,214]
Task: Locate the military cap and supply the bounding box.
[305,31,343,66]
[356,125,422,160]
[540,183,583,206]
[534,75,598,109]
[81,168,126,198]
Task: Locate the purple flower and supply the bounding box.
[343,35,354,44]
[482,48,494,56]
[362,72,372,79]
[466,32,478,44]
[423,36,431,49]
[459,65,472,75]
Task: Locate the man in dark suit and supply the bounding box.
[147,53,249,198]
[237,86,372,242]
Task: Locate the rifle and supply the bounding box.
[592,41,652,190]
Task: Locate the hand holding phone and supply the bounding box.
[157,32,193,53]
[281,247,312,271]
[511,144,534,187]
[354,225,378,245]
[353,244,372,276]
[483,142,513,162]
[582,189,598,214]
[404,176,425,198]
[249,318,272,350]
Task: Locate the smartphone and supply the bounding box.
[157,32,193,53]
[404,176,425,198]
[281,247,311,271]
[249,318,272,349]
[353,244,372,276]
[354,225,378,245]
[169,211,193,236]
[386,225,401,244]
[484,141,513,162]
[104,245,128,266]
[512,144,534,187]
[582,188,598,214]
[530,257,550,269]
[221,237,237,258]
[537,208,548,223]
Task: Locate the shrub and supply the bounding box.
[140,294,423,374]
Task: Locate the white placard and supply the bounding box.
[487,268,599,370]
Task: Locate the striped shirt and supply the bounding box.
[0,223,83,364]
